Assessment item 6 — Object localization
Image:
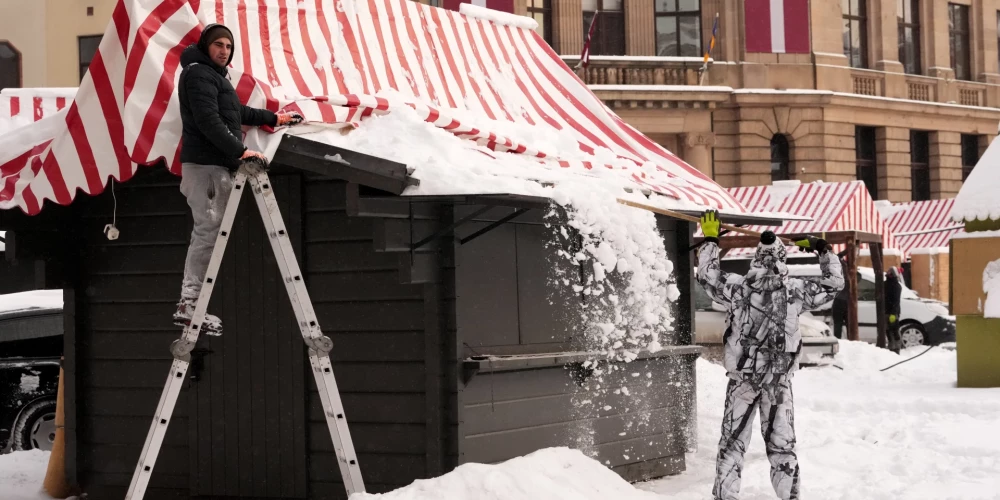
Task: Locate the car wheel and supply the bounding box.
[899,323,927,348]
[11,399,58,452]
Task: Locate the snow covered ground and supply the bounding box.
[0,449,55,500]
[3,341,999,499]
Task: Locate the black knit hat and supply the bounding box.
[197,24,235,64]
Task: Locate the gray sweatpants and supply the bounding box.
[179,163,234,300]
[714,374,799,500]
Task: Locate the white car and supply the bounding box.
[692,280,839,363]
[786,265,956,347]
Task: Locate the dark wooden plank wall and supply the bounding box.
[187,174,307,498]
[459,353,697,480]
[71,169,193,499]
[451,209,699,480]
[454,205,578,355]
[302,177,440,498]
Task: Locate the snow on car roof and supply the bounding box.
[0,289,63,316]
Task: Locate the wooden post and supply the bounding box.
[846,235,860,342]
[872,242,887,349]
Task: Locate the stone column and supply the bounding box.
[682,132,716,179]
[973,0,999,80]
[871,0,903,72]
[553,0,583,56]
[925,0,955,79]
[876,127,911,203]
[930,131,963,199]
[625,0,655,56]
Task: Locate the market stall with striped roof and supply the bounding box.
[695,180,897,345]
[883,198,963,302]
[0,88,77,135]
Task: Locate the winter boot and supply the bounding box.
[173,297,223,336]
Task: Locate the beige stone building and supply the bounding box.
[506,0,1000,203]
[0,0,117,89]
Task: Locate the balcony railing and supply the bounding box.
[560,56,705,86]
[958,86,984,107]
[906,75,934,102]
[851,70,884,97]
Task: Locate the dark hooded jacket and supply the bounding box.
[697,238,845,376]
[178,25,276,170]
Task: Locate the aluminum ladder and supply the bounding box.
[125,160,365,499]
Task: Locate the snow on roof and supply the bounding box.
[885,198,964,259]
[0,88,76,136]
[716,180,899,258]
[0,0,745,217]
[0,289,63,315]
[953,135,1000,223]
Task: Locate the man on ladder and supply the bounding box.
[128,22,365,500]
[173,23,302,334]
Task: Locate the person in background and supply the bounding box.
[697,211,845,500]
[831,253,851,339]
[885,266,903,353]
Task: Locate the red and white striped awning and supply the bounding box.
[721,180,899,258]
[0,89,77,135]
[885,199,964,259]
[0,0,745,216]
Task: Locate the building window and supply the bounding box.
[910,131,930,201]
[897,0,920,74]
[843,0,868,68]
[961,134,980,181]
[79,35,103,82]
[655,0,701,57]
[527,0,553,47]
[770,134,791,182]
[0,41,21,91]
[856,126,878,199]
[949,4,970,80]
[583,0,625,56]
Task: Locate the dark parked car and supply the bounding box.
[1,290,63,452]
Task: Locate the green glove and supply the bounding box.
[701,210,720,239]
[794,236,828,254]
[889,314,897,323]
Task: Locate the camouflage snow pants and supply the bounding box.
[713,374,799,500]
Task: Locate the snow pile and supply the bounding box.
[953,135,1000,222]
[983,258,1000,318]
[909,246,950,255]
[644,341,1000,499]
[0,450,51,500]
[350,447,660,500]
[459,3,539,30]
[0,290,63,315]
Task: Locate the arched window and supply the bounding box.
[0,41,21,91]
[770,134,791,182]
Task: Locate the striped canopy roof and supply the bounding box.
[0,89,77,136]
[0,0,745,216]
[885,198,964,259]
[721,180,899,259]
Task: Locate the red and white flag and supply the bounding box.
[442,0,514,12]
[744,0,809,54]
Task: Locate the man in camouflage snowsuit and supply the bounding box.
[696,210,844,500]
